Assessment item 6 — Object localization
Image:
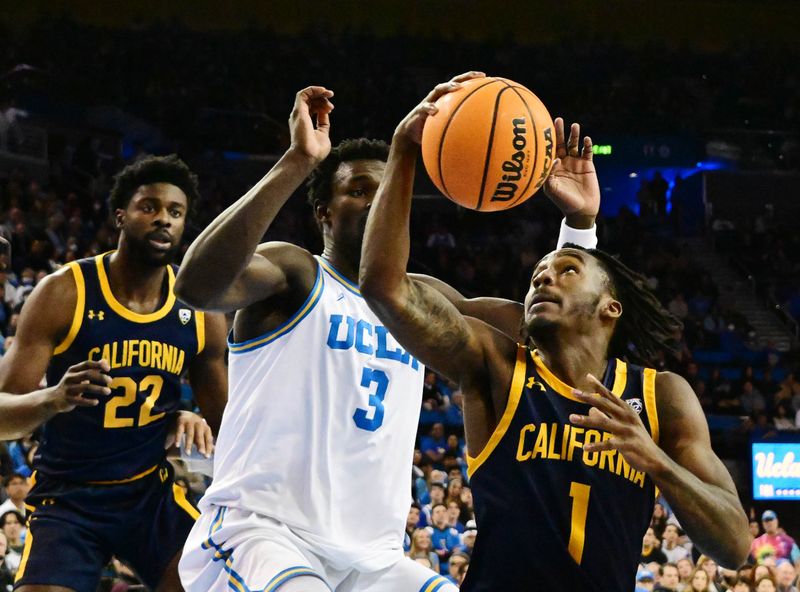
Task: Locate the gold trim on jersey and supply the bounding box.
[532,350,627,401]
[466,345,527,478]
[95,253,176,323]
[87,463,159,485]
[643,368,659,446]
[172,482,200,519]
[53,262,86,356]
[14,525,33,583]
[196,311,206,355]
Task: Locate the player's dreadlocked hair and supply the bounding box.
[568,244,683,367]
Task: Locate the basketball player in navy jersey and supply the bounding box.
[0,155,228,591]
[174,77,601,591]
[360,77,751,591]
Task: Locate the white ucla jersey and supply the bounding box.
[201,256,424,571]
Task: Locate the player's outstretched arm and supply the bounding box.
[360,73,515,386]
[175,86,334,312]
[571,372,751,567]
[0,269,112,439]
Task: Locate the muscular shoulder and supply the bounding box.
[254,241,317,291]
[12,264,78,348]
[654,370,708,448]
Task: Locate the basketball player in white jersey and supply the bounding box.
[176,73,601,591]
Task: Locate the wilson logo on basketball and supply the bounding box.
[491,117,529,202]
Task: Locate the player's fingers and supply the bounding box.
[203,421,214,457]
[573,387,621,418]
[69,369,112,386]
[426,81,462,103]
[567,122,580,157]
[185,422,196,454]
[66,392,100,407]
[315,109,331,134]
[569,407,615,432]
[69,359,111,373]
[583,438,617,454]
[173,422,186,452]
[554,117,567,159]
[582,136,593,161]
[586,374,628,410]
[450,70,485,84]
[71,382,112,397]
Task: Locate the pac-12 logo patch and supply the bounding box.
[179,308,192,325]
[626,398,643,414]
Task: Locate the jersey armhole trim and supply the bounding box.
[466,344,527,478]
[195,311,206,355]
[643,368,659,446]
[228,262,323,354]
[53,262,85,356]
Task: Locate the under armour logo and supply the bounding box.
[88,310,105,320]
[526,377,545,392]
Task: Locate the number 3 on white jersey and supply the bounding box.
[353,367,389,431]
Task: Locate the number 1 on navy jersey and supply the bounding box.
[353,367,389,431]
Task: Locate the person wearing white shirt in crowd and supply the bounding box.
[662,524,691,564]
[0,474,28,518]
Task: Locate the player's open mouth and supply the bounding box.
[148,237,172,251]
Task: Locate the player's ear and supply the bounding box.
[314,200,331,227]
[601,297,622,321]
[114,208,126,229]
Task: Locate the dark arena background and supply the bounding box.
[1,1,799,590]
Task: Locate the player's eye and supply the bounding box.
[562,265,578,274]
[349,188,366,197]
[170,209,182,218]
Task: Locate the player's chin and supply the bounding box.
[143,244,179,266]
[526,314,560,338]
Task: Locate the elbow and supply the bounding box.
[715,522,752,569]
[174,272,211,310]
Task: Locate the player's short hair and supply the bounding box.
[306,138,389,207]
[108,154,200,214]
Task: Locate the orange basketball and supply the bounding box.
[421,77,556,212]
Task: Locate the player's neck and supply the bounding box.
[535,336,609,394]
[320,244,360,285]
[108,246,168,304]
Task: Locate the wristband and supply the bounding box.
[557,218,598,249]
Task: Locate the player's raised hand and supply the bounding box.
[568,374,666,475]
[544,118,600,225]
[289,86,335,165]
[165,410,214,458]
[46,359,112,413]
[394,71,486,145]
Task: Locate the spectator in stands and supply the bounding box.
[408,528,440,573]
[445,551,468,585]
[698,555,723,592]
[637,569,656,592]
[421,423,447,466]
[751,511,800,564]
[687,566,712,592]
[457,520,477,558]
[772,402,795,430]
[755,565,779,583]
[0,474,28,517]
[741,381,767,415]
[662,524,691,563]
[444,389,464,427]
[651,502,668,539]
[0,531,14,590]
[5,434,35,477]
[775,559,798,592]
[756,575,779,592]
[654,563,681,592]
[678,557,696,588]
[669,293,690,321]
[445,500,464,533]
[731,576,754,592]
[421,481,445,526]
[642,527,668,565]
[426,503,461,575]
[404,503,421,552]
[0,511,23,576]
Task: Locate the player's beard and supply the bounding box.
[127,232,181,267]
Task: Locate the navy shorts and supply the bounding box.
[14,463,198,591]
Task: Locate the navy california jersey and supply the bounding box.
[36,252,205,483]
[463,346,659,592]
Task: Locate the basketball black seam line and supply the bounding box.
[476,86,514,210]
[504,83,539,207]
[437,78,503,203]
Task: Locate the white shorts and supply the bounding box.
[179,505,458,592]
